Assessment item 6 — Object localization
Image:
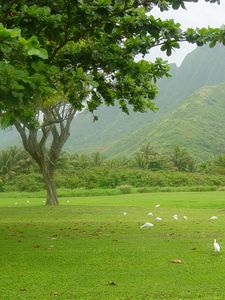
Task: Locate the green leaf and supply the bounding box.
[0,30,11,40]
[166,48,172,56]
[209,41,217,48]
[27,48,48,59]
[8,28,21,38]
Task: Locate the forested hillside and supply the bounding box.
[109,82,225,160]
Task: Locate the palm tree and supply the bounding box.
[170,145,195,172]
[90,152,104,167]
[0,146,33,179]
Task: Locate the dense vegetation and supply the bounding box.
[1,145,225,193]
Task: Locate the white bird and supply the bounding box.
[173,214,178,220]
[155,204,160,208]
[147,212,153,216]
[123,212,127,216]
[210,216,218,220]
[214,239,220,253]
[183,216,188,220]
[155,217,162,221]
[140,222,154,229]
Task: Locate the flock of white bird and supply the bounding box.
[14,199,221,253]
[123,203,221,254]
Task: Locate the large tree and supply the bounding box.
[0,0,224,205]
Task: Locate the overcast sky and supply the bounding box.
[146,0,225,66]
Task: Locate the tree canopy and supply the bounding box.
[0,0,224,125]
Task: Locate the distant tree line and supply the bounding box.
[0,144,225,192]
[1,144,225,176]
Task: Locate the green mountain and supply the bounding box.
[66,44,225,157]
[149,82,225,160]
[108,82,225,161]
[1,44,225,160]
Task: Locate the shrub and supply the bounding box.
[118,185,132,194]
[136,187,152,193]
[217,186,225,191]
[4,174,44,192]
[55,173,85,189]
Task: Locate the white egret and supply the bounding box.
[214,239,220,253]
[155,217,162,221]
[210,216,218,220]
[155,204,160,208]
[147,212,153,216]
[183,216,188,220]
[173,214,178,220]
[123,212,127,216]
[140,222,154,229]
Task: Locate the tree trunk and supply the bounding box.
[41,167,58,205]
[14,105,76,206]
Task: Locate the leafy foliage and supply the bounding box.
[0,0,224,125]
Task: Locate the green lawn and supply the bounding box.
[1,191,225,299]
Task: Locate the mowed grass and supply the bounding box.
[1,192,225,299]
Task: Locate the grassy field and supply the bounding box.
[1,191,225,299]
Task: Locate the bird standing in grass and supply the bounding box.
[173,214,178,220]
[140,222,154,229]
[214,239,220,254]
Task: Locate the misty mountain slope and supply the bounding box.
[157,44,225,113]
[66,44,225,154]
[108,81,225,161]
